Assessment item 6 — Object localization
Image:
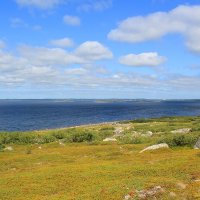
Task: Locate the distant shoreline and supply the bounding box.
[1,115,200,133]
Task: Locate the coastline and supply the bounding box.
[1,115,200,133]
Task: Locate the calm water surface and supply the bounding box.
[0,99,200,131]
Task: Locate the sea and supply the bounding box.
[0,99,200,132]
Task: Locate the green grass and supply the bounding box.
[0,116,200,199]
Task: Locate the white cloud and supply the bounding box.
[16,0,62,9]
[17,41,112,66]
[0,40,6,49]
[77,0,112,12]
[75,41,113,61]
[119,52,166,67]
[49,38,74,48]
[0,41,113,86]
[63,15,80,26]
[108,5,200,54]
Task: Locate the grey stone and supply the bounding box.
[194,137,200,149]
[4,146,13,151]
[103,137,117,142]
[171,128,191,134]
[140,143,169,153]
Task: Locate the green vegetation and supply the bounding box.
[0,116,200,199]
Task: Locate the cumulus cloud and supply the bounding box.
[108,5,200,54]
[77,0,112,12]
[17,41,112,66]
[16,0,62,9]
[49,38,74,48]
[75,41,113,61]
[0,40,114,87]
[63,15,81,26]
[119,52,166,67]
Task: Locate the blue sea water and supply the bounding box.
[0,99,200,132]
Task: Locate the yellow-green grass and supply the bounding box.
[0,116,200,199]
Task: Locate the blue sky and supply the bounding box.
[1,0,200,99]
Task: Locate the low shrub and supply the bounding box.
[158,134,198,147]
[119,135,146,144]
[39,135,56,144]
[0,143,5,151]
[51,131,66,139]
[70,132,95,143]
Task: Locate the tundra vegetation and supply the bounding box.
[0,116,200,199]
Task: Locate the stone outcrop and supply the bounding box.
[171,128,191,134]
[4,146,13,151]
[103,137,117,142]
[137,186,165,199]
[140,143,169,153]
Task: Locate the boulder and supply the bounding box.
[4,146,13,151]
[169,192,177,197]
[137,186,165,199]
[194,137,200,149]
[176,182,187,190]
[124,194,131,200]
[140,143,169,153]
[113,127,124,137]
[141,131,153,137]
[146,131,153,136]
[171,128,191,134]
[103,137,117,142]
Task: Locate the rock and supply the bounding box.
[137,186,165,199]
[103,137,117,142]
[124,194,131,200]
[132,131,141,137]
[176,182,187,190]
[141,131,153,137]
[194,137,200,149]
[59,141,65,146]
[171,128,191,134]
[4,146,13,151]
[124,191,135,199]
[113,127,123,137]
[140,143,169,153]
[169,192,176,197]
[146,131,153,136]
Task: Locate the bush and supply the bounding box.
[119,135,145,144]
[51,131,66,139]
[71,132,95,143]
[158,134,198,147]
[39,135,56,144]
[0,143,5,151]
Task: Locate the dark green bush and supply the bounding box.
[0,143,5,151]
[51,131,66,139]
[158,134,198,147]
[71,132,95,143]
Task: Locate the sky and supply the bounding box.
[1,0,200,99]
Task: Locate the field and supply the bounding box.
[0,116,200,200]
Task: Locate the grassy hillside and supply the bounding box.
[0,116,200,199]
